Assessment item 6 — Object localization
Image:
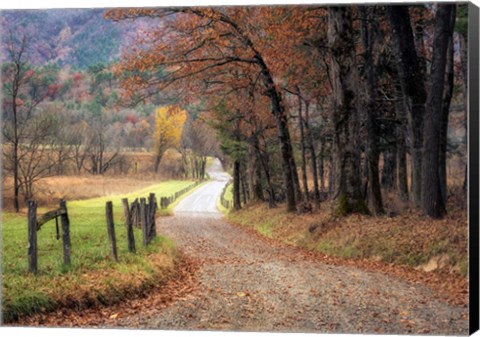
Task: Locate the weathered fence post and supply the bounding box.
[105,201,118,261]
[140,198,148,246]
[122,198,136,253]
[131,199,140,228]
[27,200,38,274]
[148,193,157,242]
[59,199,71,266]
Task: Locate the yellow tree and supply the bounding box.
[153,105,187,173]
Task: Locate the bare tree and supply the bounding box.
[2,109,59,202]
[87,117,120,175]
[1,32,55,211]
[69,121,92,174]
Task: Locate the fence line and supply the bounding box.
[159,181,202,209]
[23,180,203,274]
[220,181,233,210]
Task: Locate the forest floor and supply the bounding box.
[16,160,469,335]
[228,200,468,276]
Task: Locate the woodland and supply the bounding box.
[2,4,468,217]
[1,3,469,220]
[103,4,467,219]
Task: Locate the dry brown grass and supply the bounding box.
[1,149,186,210]
[2,175,163,210]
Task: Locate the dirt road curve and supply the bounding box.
[111,159,468,334]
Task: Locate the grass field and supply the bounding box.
[1,179,201,323]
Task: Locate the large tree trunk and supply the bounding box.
[360,6,384,215]
[382,149,397,190]
[233,159,242,210]
[297,92,309,202]
[413,5,428,80]
[328,146,335,196]
[439,12,455,204]
[304,101,321,208]
[327,6,368,216]
[241,168,249,205]
[394,82,409,200]
[256,57,299,212]
[421,4,455,218]
[318,142,325,193]
[254,159,264,201]
[386,5,427,206]
[248,134,265,202]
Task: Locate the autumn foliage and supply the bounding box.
[153,105,187,172]
[104,4,467,219]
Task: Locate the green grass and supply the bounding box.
[217,182,233,213]
[158,181,208,216]
[1,179,198,323]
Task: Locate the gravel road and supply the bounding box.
[110,159,469,335]
[173,158,229,216]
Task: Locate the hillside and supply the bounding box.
[1,8,144,69]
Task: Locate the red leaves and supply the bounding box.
[47,83,61,96]
[24,69,35,78]
[72,72,83,82]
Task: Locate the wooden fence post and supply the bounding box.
[122,198,136,253]
[140,198,148,246]
[105,201,118,261]
[133,199,140,228]
[59,199,71,266]
[148,193,157,242]
[145,198,151,242]
[27,200,38,274]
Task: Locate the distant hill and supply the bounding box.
[1,8,147,69]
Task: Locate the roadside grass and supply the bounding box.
[217,182,233,213]
[158,180,209,216]
[1,179,197,323]
[227,201,468,276]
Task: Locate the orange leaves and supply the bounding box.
[106,6,332,118]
